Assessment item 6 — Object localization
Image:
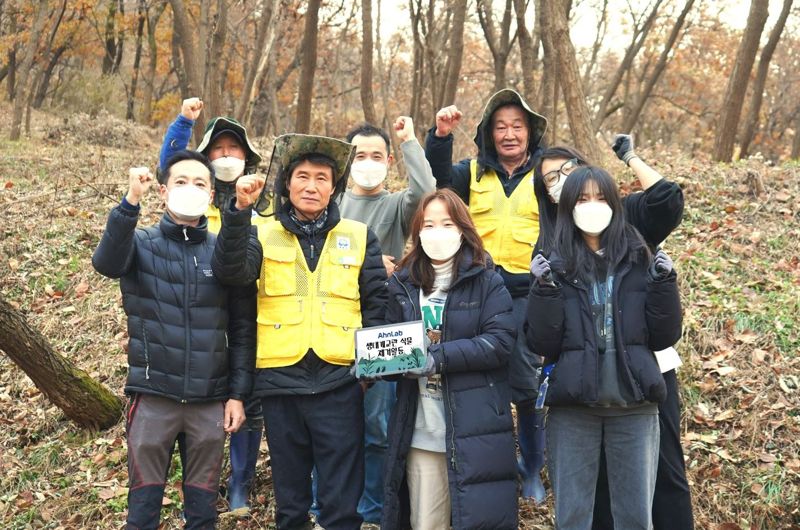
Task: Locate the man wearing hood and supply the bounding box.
[424,88,549,502]
[158,98,265,513]
[211,134,388,530]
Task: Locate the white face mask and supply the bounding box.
[350,159,388,190]
[167,185,211,221]
[573,201,613,236]
[419,227,462,261]
[547,175,566,203]
[210,156,246,182]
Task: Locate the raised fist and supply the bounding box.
[181,97,204,121]
[434,105,462,138]
[235,174,266,210]
[394,116,416,143]
[126,167,154,205]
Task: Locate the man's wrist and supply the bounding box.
[123,193,141,207]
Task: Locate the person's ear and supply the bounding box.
[208,189,215,204]
[387,154,394,166]
[159,183,169,204]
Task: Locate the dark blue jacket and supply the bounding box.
[381,255,518,530]
[92,203,255,402]
[526,251,682,406]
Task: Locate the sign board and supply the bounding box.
[355,320,426,378]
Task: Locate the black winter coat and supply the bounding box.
[211,200,388,396]
[381,256,519,530]
[525,252,682,406]
[92,205,255,402]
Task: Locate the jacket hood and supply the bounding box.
[197,116,263,171]
[474,88,548,166]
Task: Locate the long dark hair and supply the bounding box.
[553,166,649,281]
[532,145,589,254]
[398,189,486,294]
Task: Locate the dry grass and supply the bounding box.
[1,106,798,528]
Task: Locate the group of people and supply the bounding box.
[93,87,693,530]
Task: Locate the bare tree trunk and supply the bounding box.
[10,0,48,141]
[360,0,377,123]
[0,295,122,430]
[477,0,517,91]
[542,0,601,161]
[127,0,147,120]
[537,0,557,145]
[792,109,800,159]
[295,0,322,133]
[6,45,16,101]
[170,0,206,139]
[204,0,228,118]
[32,45,66,109]
[235,0,278,123]
[440,0,466,108]
[409,0,425,127]
[713,0,769,162]
[140,1,167,125]
[376,0,392,131]
[739,0,792,157]
[621,0,695,133]
[512,0,537,105]
[593,0,663,131]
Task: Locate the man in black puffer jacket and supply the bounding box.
[211,134,388,530]
[93,150,255,530]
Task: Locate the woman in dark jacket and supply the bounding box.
[526,166,682,529]
[532,140,693,530]
[379,188,518,530]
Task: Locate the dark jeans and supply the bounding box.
[593,369,694,529]
[262,382,365,530]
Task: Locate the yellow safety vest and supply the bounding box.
[468,160,539,274]
[255,218,367,368]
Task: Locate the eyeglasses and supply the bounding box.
[542,158,579,186]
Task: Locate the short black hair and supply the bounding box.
[281,153,338,196]
[161,149,215,184]
[345,123,391,154]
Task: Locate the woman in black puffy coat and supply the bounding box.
[526,166,682,529]
[378,188,518,530]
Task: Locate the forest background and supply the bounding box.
[0,0,799,528]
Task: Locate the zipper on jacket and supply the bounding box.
[439,297,457,472]
[182,229,192,400]
[141,320,150,380]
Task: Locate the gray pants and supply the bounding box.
[546,407,659,530]
[126,393,225,529]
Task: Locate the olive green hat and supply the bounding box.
[196,116,263,169]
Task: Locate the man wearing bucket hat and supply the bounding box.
[424,88,549,502]
[158,97,266,513]
[211,134,388,530]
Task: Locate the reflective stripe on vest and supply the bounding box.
[255,218,366,368]
[468,160,539,274]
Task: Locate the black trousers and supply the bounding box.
[593,369,694,529]
[262,382,365,530]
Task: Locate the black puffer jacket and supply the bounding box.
[211,200,388,396]
[525,251,682,406]
[382,256,518,530]
[92,205,255,402]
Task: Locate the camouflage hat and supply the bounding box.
[271,134,356,184]
[196,116,263,169]
[253,134,356,214]
[475,88,548,152]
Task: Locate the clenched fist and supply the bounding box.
[181,97,204,121]
[434,105,462,137]
[235,174,266,210]
[126,167,154,206]
[394,116,416,143]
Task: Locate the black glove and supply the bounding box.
[530,253,554,285]
[649,249,674,280]
[612,134,638,165]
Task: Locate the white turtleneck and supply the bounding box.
[411,257,454,453]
